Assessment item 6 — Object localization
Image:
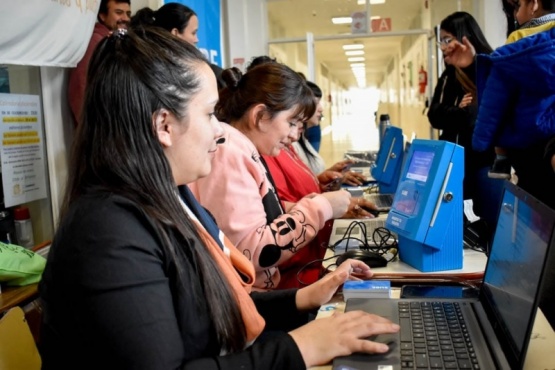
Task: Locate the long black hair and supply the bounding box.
[441,12,493,97]
[440,11,493,55]
[63,26,247,353]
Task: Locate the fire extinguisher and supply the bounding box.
[418,66,428,95]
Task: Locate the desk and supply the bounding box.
[310,291,555,370]
[326,247,487,287]
[0,284,38,313]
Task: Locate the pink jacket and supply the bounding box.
[189,124,333,289]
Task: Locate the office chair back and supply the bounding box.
[0,306,41,370]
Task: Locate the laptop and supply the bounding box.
[364,193,394,211]
[329,215,396,249]
[333,181,555,370]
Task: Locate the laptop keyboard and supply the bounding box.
[367,193,393,209]
[398,301,480,369]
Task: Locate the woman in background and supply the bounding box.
[132,2,225,89]
[427,11,502,238]
[39,26,399,370]
[190,63,353,290]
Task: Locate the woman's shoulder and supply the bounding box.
[60,192,159,242]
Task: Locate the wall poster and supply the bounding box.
[0,93,47,207]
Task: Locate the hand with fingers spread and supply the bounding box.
[342,197,379,219]
[289,310,400,368]
[295,258,373,310]
[318,170,344,191]
[328,159,355,173]
[444,36,476,68]
[342,170,367,186]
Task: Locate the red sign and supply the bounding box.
[371,18,392,32]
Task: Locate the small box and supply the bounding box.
[343,280,391,301]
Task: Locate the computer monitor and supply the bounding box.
[370,126,404,194]
[386,139,465,272]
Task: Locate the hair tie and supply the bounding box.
[113,28,128,39]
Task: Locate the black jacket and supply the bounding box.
[428,65,495,174]
[39,188,306,370]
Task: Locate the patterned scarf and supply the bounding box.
[178,186,265,345]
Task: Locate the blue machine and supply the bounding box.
[386,139,464,272]
[371,126,404,194]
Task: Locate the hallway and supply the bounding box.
[319,107,381,167]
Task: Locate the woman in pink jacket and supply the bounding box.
[190,63,351,290]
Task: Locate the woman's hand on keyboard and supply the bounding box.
[341,197,379,219]
[289,310,400,368]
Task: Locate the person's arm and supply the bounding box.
[251,289,310,331]
[190,132,334,286]
[42,196,306,370]
[263,153,298,204]
[472,60,515,152]
[68,29,106,124]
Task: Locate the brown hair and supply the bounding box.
[216,63,316,124]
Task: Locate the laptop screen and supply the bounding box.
[480,181,555,367]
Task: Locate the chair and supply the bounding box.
[0,306,41,370]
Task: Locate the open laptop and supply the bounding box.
[333,181,555,370]
[363,139,413,212]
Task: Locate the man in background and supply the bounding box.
[68,0,131,126]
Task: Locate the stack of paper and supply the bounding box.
[343,280,391,301]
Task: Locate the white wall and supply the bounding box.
[40,67,74,227]
[223,0,268,69]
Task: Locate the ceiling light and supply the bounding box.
[332,17,352,25]
[350,63,365,68]
[333,15,380,25]
[357,0,386,4]
[345,50,365,56]
[343,44,364,50]
[348,57,365,62]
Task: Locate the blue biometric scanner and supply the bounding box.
[371,126,404,194]
[386,139,464,272]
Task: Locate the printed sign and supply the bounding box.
[0,94,48,207]
[371,17,392,32]
[351,11,368,34]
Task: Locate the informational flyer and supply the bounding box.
[0,93,47,207]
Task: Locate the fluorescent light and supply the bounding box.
[348,57,366,62]
[343,44,364,50]
[350,63,365,68]
[332,17,352,25]
[333,15,379,25]
[357,0,386,4]
[345,50,365,56]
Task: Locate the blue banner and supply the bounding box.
[165,0,222,66]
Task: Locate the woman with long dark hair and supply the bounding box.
[39,26,399,369]
[427,11,502,238]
